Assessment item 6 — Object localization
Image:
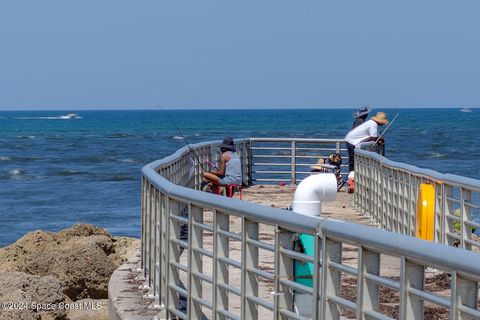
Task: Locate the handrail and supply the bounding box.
[354,145,480,251]
[356,147,480,189]
[320,219,480,278]
[137,137,480,320]
[143,164,319,234]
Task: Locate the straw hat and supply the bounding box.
[371,112,389,125]
[310,159,335,170]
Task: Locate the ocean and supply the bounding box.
[0,108,478,247]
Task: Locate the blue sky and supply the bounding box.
[0,1,479,110]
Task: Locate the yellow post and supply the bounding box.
[416,183,435,241]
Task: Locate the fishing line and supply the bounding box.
[370,113,399,149]
[157,105,208,172]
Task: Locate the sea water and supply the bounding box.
[0,108,478,246]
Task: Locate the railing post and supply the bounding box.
[213,210,229,320]
[188,204,204,319]
[274,227,294,320]
[241,218,259,320]
[291,141,296,185]
[399,257,424,319]
[148,183,156,296]
[444,185,455,246]
[452,271,478,318]
[143,181,152,288]
[312,235,321,320]
[435,181,444,244]
[141,177,146,277]
[321,237,342,319]
[246,140,253,186]
[166,198,183,317]
[153,188,162,306]
[461,188,472,250]
[356,247,380,318]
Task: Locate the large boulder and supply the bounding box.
[0,271,67,320]
[0,224,127,301]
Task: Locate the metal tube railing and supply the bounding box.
[138,138,480,320]
[354,145,480,251]
[249,138,348,185]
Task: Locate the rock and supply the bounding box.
[0,224,137,301]
[65,299,108,320]
[57,225,110,239]
[0,271,67,320]
[51,237,118,300]
[112,237,140,262]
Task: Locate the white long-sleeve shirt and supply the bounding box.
[344,119,378,146]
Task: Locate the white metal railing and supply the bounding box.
[137,138,480,320]
[249,138,348,184]
[354,146,480,252]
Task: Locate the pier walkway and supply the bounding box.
[109,138,480,320]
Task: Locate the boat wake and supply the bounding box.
[13,113,81,120]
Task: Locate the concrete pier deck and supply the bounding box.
[109,186,450,320]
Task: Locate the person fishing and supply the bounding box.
[352,106,371,128]
[345,112,389,172]
[201,136,242,193]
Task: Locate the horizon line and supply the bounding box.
[0,106,476,112]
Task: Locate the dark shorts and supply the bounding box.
[347,143,355,172]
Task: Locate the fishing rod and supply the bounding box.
[371,113,399,149]
[157,105,208,172]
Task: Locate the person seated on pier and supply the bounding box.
[201,136,242,193]
[352,106,371,129]
[345,112,389,172]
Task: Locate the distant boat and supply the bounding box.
[460,107,472,113]
[59,113,79,119]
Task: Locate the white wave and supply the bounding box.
[194,133,201,137]
[120,158,136,163]
[0,156,12,161]
[172,136,185,140]
[431,152,446,158]
[9,169,24,175]
[16,135,36,139]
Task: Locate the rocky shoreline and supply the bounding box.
[0,224,139,320]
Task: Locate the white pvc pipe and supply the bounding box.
[292,173,337,217]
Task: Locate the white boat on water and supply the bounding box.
[59,113,79,119]
[460,107,472,113]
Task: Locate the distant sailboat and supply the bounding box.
[460,107,472,113]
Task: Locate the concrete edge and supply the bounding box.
[108,247,166,320]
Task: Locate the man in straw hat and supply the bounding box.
[344,112,389,172]
[352,106,371,129]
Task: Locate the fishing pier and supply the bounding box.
[109,138,480,320]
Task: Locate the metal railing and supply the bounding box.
[249,138,349,184]
[139,138,480,320]
[354,146,480,252]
